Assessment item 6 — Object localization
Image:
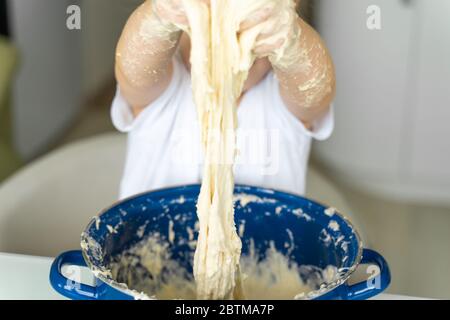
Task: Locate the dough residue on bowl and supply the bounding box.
[107,233,340,300]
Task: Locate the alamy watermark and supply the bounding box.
[366,264,382,290]
[169,128,281,176]
[66,5,81,30]
[367,5,382,30]
[65,4,382,31]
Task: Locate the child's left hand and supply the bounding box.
[238,0,299,59]
[236,0,336,125]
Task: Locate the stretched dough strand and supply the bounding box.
[180,0,298,299]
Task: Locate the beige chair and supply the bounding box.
[0,132,362,257]
[0,37,22,181]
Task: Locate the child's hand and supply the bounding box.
[154,0,210,30]
[239,0,299,60]
[153,0,189,29]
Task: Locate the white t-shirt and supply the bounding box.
[112,55,334,200]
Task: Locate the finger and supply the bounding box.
[172,14,189,26]
[155,0,189,26]
[256,24,284,42]
[253,38,285,57]
[157,9,188,25]
[239,6,274,31]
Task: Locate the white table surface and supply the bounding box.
[0,252,423,300]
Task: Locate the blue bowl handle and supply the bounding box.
[49,250,100,300]
[345,248,391,300]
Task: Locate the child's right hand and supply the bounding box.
[153,0,211,30]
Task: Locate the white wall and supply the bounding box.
[314,0,450,205]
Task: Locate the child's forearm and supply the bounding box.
[272,18,336,129]
[115,0,181,115]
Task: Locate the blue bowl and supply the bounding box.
[50,185,390,300]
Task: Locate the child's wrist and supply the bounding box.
[151,6,183,35]
[269,18,305,73]
[149,6,183,42]
[129,0,182,51]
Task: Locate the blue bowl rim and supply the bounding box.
[80,184,364,300]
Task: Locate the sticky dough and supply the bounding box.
[178,0,298,300]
